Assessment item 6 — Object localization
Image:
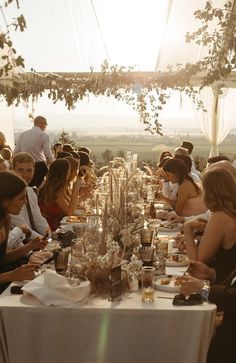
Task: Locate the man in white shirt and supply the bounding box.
[14,116,54,187]
[9,152,51,249]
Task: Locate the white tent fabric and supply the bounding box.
[0,0,235,153]
[194,87,236,157]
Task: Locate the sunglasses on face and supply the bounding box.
[173,293,203,306]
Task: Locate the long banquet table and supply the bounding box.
[0,279,216,363]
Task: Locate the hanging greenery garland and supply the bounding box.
[0,1,235,135]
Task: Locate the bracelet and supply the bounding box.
[200,281,211,301]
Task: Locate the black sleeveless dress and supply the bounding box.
[214,243,236,284]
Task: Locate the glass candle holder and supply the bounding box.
[142,266,155,303]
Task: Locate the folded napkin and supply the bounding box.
[22,269,91,306]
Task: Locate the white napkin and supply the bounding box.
[22,269,91,306]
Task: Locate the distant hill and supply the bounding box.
[13,112,201,135]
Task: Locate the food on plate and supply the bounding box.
[167,254,186,263]
[67,216,87,223]
[160,275,181,286]
[159,222,181,230]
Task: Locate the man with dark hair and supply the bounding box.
[180,140,200,177]
[180,141,194,155]
[14,116,54,187]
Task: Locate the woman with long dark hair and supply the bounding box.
[162,158,206,216]
[0,171,46,292]
[38,159,81,231]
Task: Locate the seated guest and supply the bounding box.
[157,156,179,202]
[56,151,72,159]
[0,147,12,161]
[0,155,7,171]
[184,168,236,282]
[38,159,81,231]
[52,142,63,158]
[174,154,202,186]
[66,156,80,195]
[158,150,173,166]
[0,132,11,152]
[62,144,75,153]
[179,260,236,363]
[78,146,91,155]
[169,160,236,224]
[174,147,188,157]
[207,155,230,166]
[0,171,47,292]
[161,158,206,216]
[9,152,51,249]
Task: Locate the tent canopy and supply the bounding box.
[0,0,236,154]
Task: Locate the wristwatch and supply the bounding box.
[200,281,211,301]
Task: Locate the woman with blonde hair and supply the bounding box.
[38,159,81,231]
[184,167,236,282]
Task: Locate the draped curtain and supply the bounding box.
[193,87,236,157]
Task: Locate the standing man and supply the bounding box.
[9,152,51,249]
[14,116,54,187]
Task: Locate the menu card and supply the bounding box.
[109,265,122,301]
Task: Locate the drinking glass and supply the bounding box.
[142,266,155,303]
[53,248,70,275]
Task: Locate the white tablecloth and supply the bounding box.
[0,285,215,363]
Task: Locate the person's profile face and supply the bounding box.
[3,189,27,215]
[56,145,63,153]
[14,161,35,185]
[165,171,178,184]
[39,120,48,131]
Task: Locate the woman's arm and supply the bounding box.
[0,264,38,283]
[4,238,48,263]
[197,212,227,263]
[184,212,226,263]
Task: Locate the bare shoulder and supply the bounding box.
[179,180,194,192]
[210,211,235,224]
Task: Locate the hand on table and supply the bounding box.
[29,237,48,251]
[29,250,53,265]
[177,275,204,296]
[12,264,38,281]
[183,218,207,233]
[168,211,184,223]
[188,260,216,282]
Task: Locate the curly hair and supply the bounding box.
[203,168,236,218]
[38,159,70,204]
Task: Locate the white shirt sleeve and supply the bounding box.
[28,187,52,236]
[8,227,25,249]
[42,134,54,164]
[184,210,212,222]
[13,134,22,155]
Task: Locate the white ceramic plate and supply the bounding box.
[154,275,181,293]
[155,203,173,211]
[158,222,182,232]
[60,216,88,225]
[165,254,189,267]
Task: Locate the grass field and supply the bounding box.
[69,134,236,164]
